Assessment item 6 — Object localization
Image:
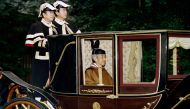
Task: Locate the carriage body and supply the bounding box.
[48,30,171,109]
[2,30,190,109]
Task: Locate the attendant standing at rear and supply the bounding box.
[25,3,57,89]
[53,1,81,34]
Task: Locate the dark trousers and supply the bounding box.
[31,59,49,99]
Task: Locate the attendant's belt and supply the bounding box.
[35,51,49,60]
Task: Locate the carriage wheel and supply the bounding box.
[7,84,27,102]
[3,97,47,109]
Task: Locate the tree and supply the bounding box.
[1,0,190,79]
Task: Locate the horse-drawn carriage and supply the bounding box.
[1,30,190,109]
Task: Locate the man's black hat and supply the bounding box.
[90,40,106,54]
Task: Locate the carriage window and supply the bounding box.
[81,39,113,86]
[168,37,190,75]
[168,47,190,75]
[79,36,114,95]
[121,39,156,84]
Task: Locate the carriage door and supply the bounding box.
[116,33,167,109]
[78,34,117,109]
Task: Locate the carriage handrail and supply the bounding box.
[171,93,190,109]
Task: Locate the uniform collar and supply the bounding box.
[41,18,54,27]
[55,18,68,25]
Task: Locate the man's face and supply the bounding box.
[43,10,55,22]
[95,54,106,67]
[56,8,68,20]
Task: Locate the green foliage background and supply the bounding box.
[0,0,190,79]
[142,39,156,82]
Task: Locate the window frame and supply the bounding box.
[77,34,115,95]
[117,34,161,94]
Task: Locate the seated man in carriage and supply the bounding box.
[85,40,113,86]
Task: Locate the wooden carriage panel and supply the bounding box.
[117,94,162,109]
[78,96,116,109]
[48,35,78,94]
[53,94,78,109]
